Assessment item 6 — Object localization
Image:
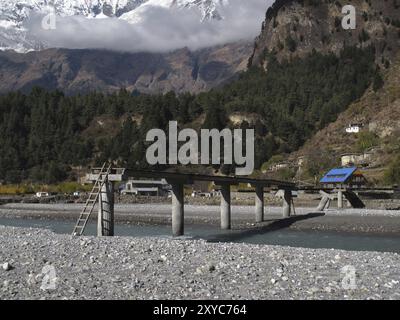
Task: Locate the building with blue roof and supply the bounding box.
[320,167,367,188]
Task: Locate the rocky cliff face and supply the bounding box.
[0,41,252,94]
[250,0,400,68]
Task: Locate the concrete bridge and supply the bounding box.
[76,166,397,237]
[82,167,296,237]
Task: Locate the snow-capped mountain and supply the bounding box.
[120,0,228,23]
[0,0,229,52]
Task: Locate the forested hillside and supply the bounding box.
[0,46,379,183]
[292,50,400,186]
[3,0,399,184]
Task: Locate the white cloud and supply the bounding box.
[25,0,274,52]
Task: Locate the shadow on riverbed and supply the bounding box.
[206,212,326,243]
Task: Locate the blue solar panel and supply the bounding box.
[320,167,357,183]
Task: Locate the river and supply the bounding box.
[1,217,400,253]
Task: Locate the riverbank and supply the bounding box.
[1,203,400,235]
[0,226,399,300]
[2,192,400,209]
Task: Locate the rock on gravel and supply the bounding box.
[0,226,399,300]
[2,262,12,271]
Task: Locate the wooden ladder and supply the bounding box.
[72,163,112,236]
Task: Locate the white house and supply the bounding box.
[346,123,363,134]
[35,192,49,198]
[341,149,375,167]
[269,162,290,172]
[121,179,170,196]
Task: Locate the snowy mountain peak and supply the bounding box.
[0,0,226,21]
[0,0,230,52]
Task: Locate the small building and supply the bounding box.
[191,191,212,198]
[121,179,170,196]
[320,167,367,189]
[341,152,373,167]
[35,192,50,198]
[345,123,364,134]
[269,162,290,172]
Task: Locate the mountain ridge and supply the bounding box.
[0,41,252,94]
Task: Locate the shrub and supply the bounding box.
[383,155,400,185]
[356,131,379,152]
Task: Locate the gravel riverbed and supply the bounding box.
[1,226,400,300]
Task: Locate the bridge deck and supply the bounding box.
[298,186,397,192]
[125,170,295,189]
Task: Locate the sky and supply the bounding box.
[26,0,274,52]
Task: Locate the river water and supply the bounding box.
[1,217,400,253]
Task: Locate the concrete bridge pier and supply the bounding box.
[282,189,292,218]
[254,185,264,223]
[325,199,331,210]
[317,190,335,212]
[317,197,329,211]
[98,181,115,237]
[220,184,232,230]
[171,182,185,237]
[338,190,344,209]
